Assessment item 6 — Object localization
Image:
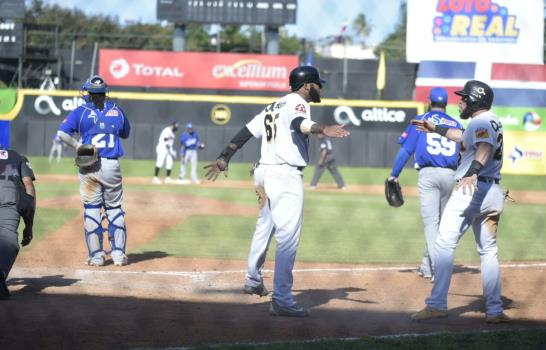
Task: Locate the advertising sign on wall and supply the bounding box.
[407,0,544,63]
[99,49,299,92]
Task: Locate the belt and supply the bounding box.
[257,163,305,171]
[0,175,18,181]
[101,157,118,160]
[418,165,457,171]
[478,176,500,184]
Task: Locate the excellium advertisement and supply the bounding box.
[99,49,299,91]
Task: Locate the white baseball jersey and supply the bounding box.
[156,126,175,152]
[455,111,503,180]
[246,93,312,167]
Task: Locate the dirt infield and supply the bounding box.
[1,175,546,349]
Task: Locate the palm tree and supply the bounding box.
[352,13,372,48]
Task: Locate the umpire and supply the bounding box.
[309,134,346,189]
[0,149,36,299]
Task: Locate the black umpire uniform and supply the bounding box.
[0,149,36,299]
[309,135,346,189]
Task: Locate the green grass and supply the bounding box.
[194,328,546,350]
[18,207,79,245]
[137,189,546,264]
[26,156,546,264]
[29,157,546,191]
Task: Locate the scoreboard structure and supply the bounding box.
[157,0,297,25]
[0,0,24,58]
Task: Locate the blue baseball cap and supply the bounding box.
[429,87,448,104]
[186,122,193,129]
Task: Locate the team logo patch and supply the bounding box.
[475,128,490,138]
[0,150,7,159]
[105,109,119,117]
[440,118,457,127]
[295,104,306,114]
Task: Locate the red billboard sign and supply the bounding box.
[99,49,299,91]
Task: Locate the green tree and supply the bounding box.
[352,13,372,48]
[279,29,303,55]
[23,0,304,54]
[376,2,407,61]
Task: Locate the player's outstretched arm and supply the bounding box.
[204,158,229,181]
[304,123,350,138]
[204,126,254,182]
[411,119,463,142]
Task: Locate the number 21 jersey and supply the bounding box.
[59,101,131,158]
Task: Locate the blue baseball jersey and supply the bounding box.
[58,101,131,158]
[399,111,462,170]
[180,131,200,151]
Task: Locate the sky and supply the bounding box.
[42,0,404,47]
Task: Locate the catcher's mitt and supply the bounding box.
[75,144,98,169]
[385,178,404,207]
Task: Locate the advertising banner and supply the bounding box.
[99,49,299,92]
[13,90,423,132]
[443,105,546,175]
[503,131,546,175]
[407,0,544,63]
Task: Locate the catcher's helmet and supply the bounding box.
[455,80,493,118]
[289,66,326,92]
[85,75,108,94]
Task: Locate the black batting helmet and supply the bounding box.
[289,66,326,92]
[455,80,493,118]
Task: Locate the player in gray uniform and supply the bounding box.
[411,80,510,323]
[205,66,350,317]
[0,149,36,299]
[389,87,461,280]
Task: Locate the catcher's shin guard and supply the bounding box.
[83,205,104,258]
[106,206,127,258]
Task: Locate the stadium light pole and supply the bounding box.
[342,35,348,95]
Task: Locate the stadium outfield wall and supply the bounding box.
[2,89,424,168]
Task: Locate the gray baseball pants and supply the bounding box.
[417,167,455,277]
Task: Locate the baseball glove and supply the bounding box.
[385,178,404,207]
[75,144,98,169]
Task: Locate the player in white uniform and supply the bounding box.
[411,80,510,324]
[153,122,178,184]
[204,66,350,317]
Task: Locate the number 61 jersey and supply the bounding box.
[59,100,131,158]
[399,111,462,170]
[246,93,311,167]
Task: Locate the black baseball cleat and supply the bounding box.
[0,272,10,300]
[269,301,309,317]
[243,284,269,297]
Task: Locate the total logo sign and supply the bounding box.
[334,106,407,126]
[109,58,183,79]
[34,95,85,116]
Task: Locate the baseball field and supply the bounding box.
[2,157,546,349]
